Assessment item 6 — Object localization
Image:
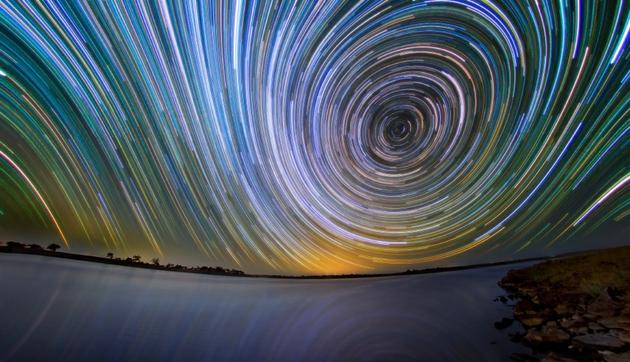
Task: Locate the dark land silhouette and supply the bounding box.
[1,241,245,277]
[0,240,616,280]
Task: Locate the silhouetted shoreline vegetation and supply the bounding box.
[0,241,245,277]
[0,240,570,279]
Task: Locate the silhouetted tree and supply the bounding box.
[47,243,61,252]
[106,252,114,259]
[151,257,160,266]
[28,244,43,250]
[6,241,25,249]
[132,255,141,262]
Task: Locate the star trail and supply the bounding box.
[0,0,628,274]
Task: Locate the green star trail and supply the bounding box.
[0,0,628,274]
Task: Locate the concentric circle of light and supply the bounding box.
[0,1,627,273]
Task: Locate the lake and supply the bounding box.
[0,254,530,361]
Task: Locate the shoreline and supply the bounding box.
[497,245,630,361]
[0,244,555,280]
[3,243,626,282]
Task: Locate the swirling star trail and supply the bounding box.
[0,1,628,274]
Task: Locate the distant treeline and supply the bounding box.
[0,241,245,276]
[1,240,565,279]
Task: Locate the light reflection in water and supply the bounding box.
[0,254,530,361]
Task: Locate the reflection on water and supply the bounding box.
[0,254,528,361]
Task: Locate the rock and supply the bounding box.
[525,327,570,344]
[498,247,630,360]
[521,317,546,327]
[554,304,572,317]
[514,303,554,327]
[588,322,606,333]
[574,303,587,314]
[515,300,539,317]
[520,287,538,297]
[606,287,624,301]
[587,293,621,318]
[573,327,589,336]
[574,333,625,349]
[542,326,571,343]
[601,351,630,362]
[609,329,630,343]
[560,318,584,330]
[495,295,509,303]
[599,316,630,331]
[495,317,514,330]
[570,312,590,323]
[524,329,544,343]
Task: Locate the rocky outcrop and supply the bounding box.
[498,246,630,361]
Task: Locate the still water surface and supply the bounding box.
[0,254,529,361]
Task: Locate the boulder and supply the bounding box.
[515,300,538,317]
[521,317,545,327]
[525,327,570,344]
[574,333,625,349]
[573,327,589,336]
[554,304,573,317]
[546,321,558,328]
[601,351,630,362]
[495,295,508,303]
[588,322,606,333]
[599,316,630,331]
[609,329,630,344]
[587,294,621,318]
[560,318,584,330]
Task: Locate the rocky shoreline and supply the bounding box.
[497,246,630,361]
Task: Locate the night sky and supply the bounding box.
[0,1,628,274]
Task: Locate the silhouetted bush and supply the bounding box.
[47,243,61,252]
